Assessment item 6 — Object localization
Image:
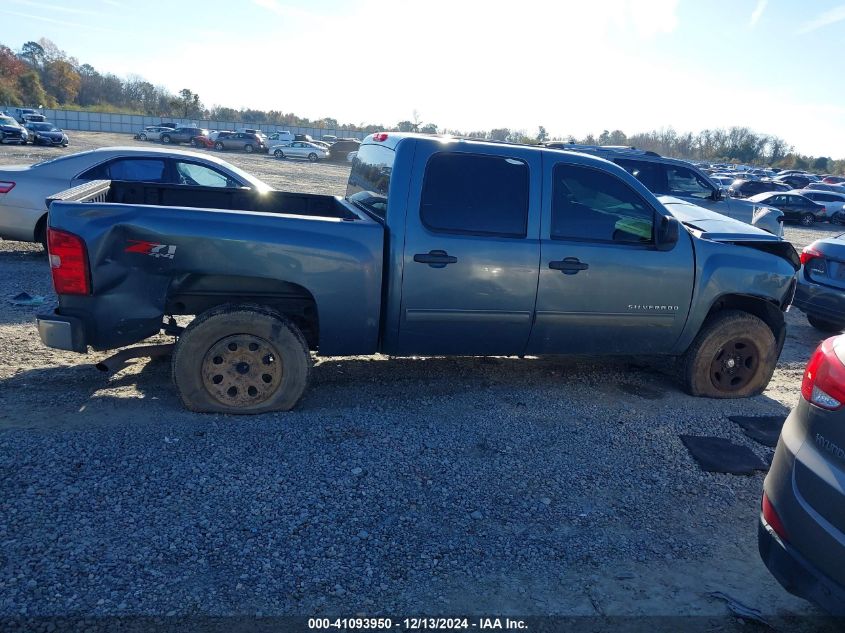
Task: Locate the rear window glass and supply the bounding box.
[346,143,395,221]
[419,153,529,237]
[81,158,167,182]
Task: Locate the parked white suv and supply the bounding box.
[266,131,294,144]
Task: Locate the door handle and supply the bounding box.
[549,257,589,275]
[414,250,458,268]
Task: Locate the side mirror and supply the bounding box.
[656,215,680,252]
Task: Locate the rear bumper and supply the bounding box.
[36,312,87,353]
[793,272,845,322]
[759,518,845,615]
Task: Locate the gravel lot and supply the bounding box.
[0,132,843,629]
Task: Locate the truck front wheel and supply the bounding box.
[682,310,776,398]
[172,304,311,413]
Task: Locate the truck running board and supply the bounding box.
[95,343,175,374]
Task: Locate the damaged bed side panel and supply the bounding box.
[47,199,385,355]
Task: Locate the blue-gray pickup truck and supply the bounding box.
[37,133,800,413]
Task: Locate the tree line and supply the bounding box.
[0,38,841,174]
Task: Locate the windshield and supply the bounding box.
[345,143,394,221]
[0,116,18,126]
[31,123,56,131]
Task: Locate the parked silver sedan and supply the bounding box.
[270,141,330,162]
[135,126,175,141]
[0,147,271,247]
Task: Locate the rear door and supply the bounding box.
[527,158,695,355]
[397,145,542,356]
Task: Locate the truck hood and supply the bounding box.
[659,196,778,241]
[659,196,799,270]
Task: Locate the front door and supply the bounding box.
[527,159,695,355]
[397,146,542,356]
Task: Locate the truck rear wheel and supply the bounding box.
[172,304,311,414]
[682,310,776,398]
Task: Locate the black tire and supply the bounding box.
[308,152,318,162]
[244,144,254,153]
[139,133,147,141]
[172,304,311,414]
[831,213,845,226]
[161,134,171,144]
[800,213,815,226]
[214,141,224,151]
[190,138,199,148]
[35,216,48,252]
[274,149,284,159]
[807,314,845,333]
[682,310,777,398]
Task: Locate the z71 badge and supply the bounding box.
[125,240,177,260]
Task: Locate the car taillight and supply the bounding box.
[800,243,823,266]
[801,337,845,410]
[372,132,388,142]
[47,228,90,295]
[0,181,15,193]
[761,492,788,542]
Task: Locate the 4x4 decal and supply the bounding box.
[125,240,177,260]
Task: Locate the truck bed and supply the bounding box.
[44,180,385,355]
[47,179,360,221]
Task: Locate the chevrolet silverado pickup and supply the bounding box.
[37,133,800,413]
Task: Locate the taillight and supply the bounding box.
[0,181,15,193]
[372,132,388,142]
[801,337,845,410]
[47,228,90,295]
[762,492,789,542]
[800,243,823,266]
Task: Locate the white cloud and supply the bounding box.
[749,0,768,27]
[798,4,845,34]
[9,0,101,16]
[0,8,119,33]
[252,0,320,20]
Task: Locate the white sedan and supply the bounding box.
[269,141,330,162]
[0,146,271,247]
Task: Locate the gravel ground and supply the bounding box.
[0,132,843,629]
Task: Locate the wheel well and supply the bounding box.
[703,294,785,352]
[34,213,48,244]
[165,275,320,349]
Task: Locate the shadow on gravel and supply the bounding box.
[0,354,176,430]
[0,349,792,428]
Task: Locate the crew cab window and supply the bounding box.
[551,164,654,244]
[665,165,714,199]
[419,153,529,237]
[79,158,167,182]
[175,161,237,188]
